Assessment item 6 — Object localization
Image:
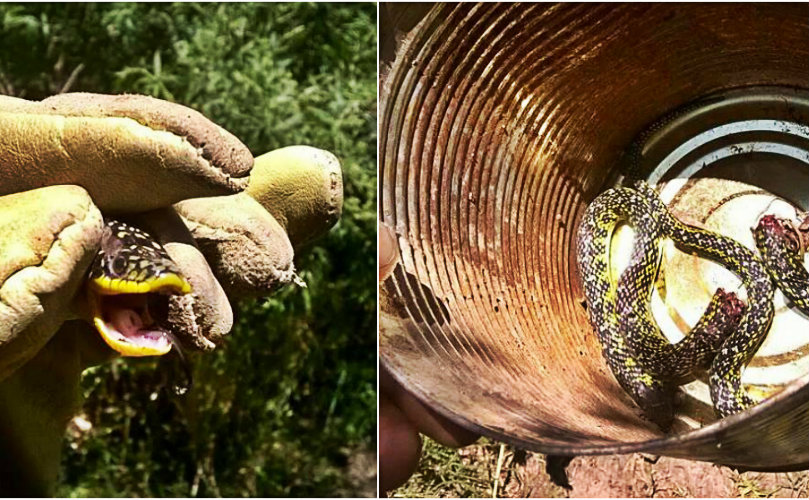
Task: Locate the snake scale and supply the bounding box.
[577,181,778,425]
[86,219,192,356]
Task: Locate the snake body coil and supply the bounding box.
[614,189,745,380]
[578,181,774,423]
[633,182,775,417]
[577,186,745,427]
[577,187,676,426]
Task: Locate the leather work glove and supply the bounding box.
[0,93,343,495]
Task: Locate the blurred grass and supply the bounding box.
[0,3,376,497]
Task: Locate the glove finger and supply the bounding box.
[246,146,343,250]
[0,93,252,212]
[0,185,103,381]
[174,146,343,299]
[125,208,232,351]
[175,193,297,299]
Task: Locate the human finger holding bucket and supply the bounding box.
[378,223,480,493]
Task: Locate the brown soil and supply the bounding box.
[393,438,809,498]
[502,452,809,498]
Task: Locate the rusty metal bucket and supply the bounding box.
[379,3,809,470]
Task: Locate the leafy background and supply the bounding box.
[0,3,376,497]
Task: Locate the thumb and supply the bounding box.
[379,223,399,281]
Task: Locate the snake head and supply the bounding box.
[694,288,746,365]
[714,288,746,323]
[755,214,803,255]
[91,220,190,295]
[756,214,784,237]
[86,219,192,357]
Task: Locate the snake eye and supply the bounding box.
[786,236,800,252]
[109,256,128,276]
[782,225,802,253]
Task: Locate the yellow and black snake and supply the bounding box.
[754,214,809,315]
[576,185,747,427]
[577,181,776,424]
[86,218,191,358]
[613,186,746,382]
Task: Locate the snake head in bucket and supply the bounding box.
[756,214,804,255]
[86,219,191,357]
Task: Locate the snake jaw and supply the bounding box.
[86,218,192,357]
[86,271,191,357]
[87,288,174,357]
[89,273,191,295]
[87,263,191,357]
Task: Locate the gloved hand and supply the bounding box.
[0,93,342,494]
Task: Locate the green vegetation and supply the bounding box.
[393,438,505,498]
[0,3,376,496]
[732,472,781,498]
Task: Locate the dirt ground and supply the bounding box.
[505,451,809,498]
[394,439,809,498]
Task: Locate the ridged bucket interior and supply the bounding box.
[379,3,809,469]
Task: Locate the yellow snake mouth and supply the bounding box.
[87,232,191,356]
[87,273,191,357]
[87,218,193,357]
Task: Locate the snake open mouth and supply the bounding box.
[90,292,173,356]
[87,218,193,357]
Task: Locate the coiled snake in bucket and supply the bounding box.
[577,181,776,426]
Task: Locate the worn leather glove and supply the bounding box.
[0,93,343,494]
